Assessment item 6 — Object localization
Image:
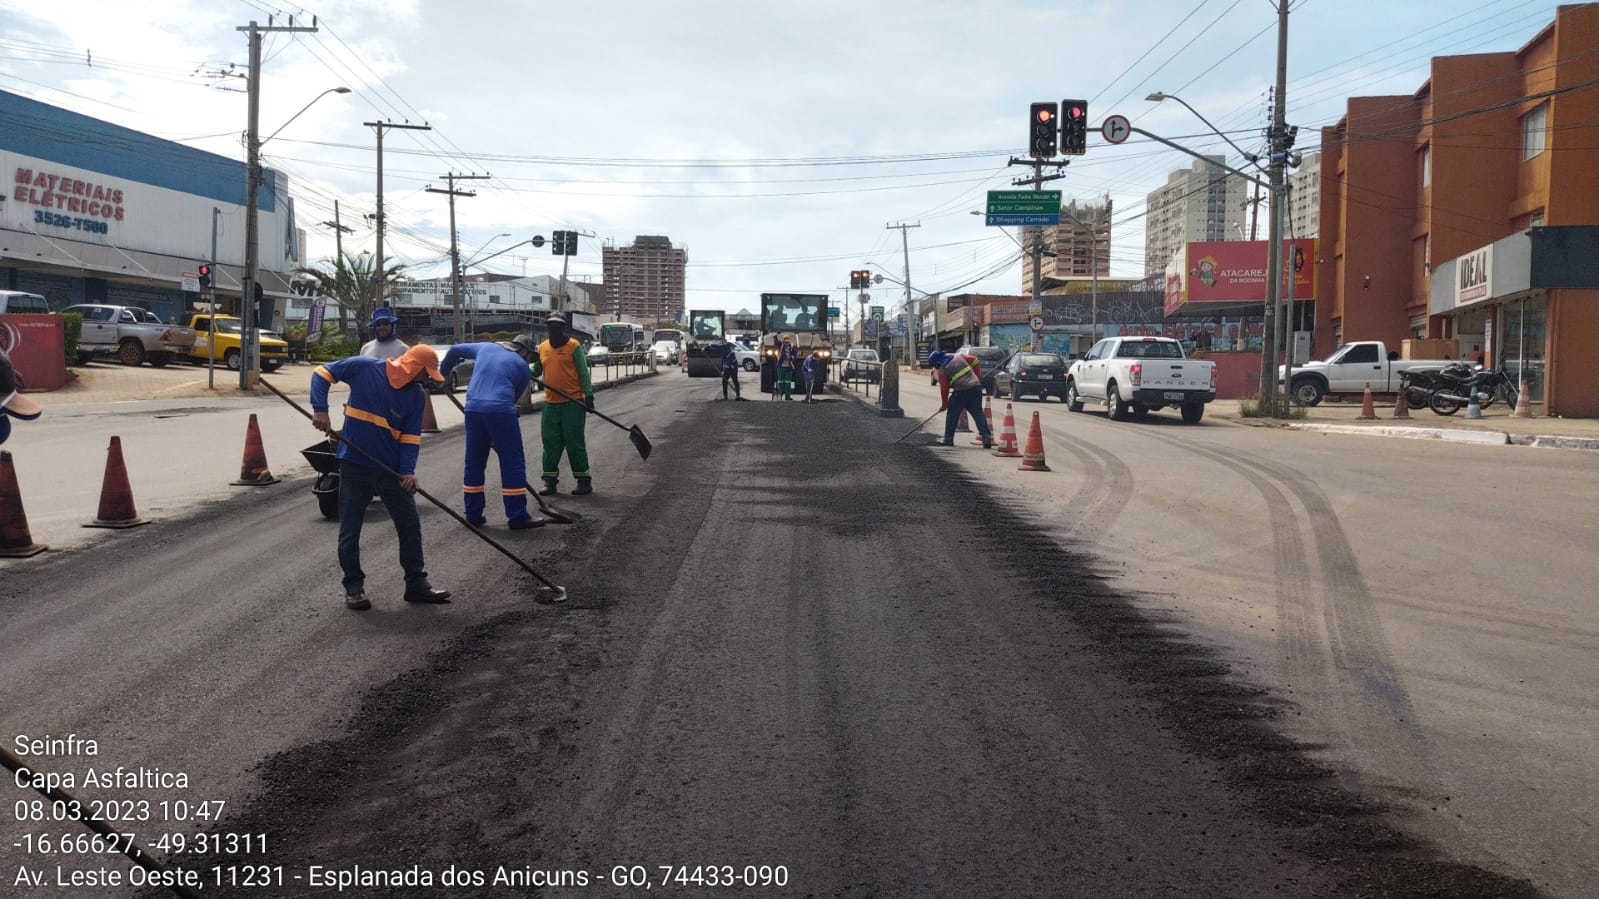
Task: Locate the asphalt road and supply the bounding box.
[0,368,1586,898]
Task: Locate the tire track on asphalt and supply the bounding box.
[1035,413,1134,545]
[1142,429,1433,790]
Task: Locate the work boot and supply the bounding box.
[571,479,593,496]
[538,480,559,497]
[937,439,954,447]
[508,516,544,530]
[467,515,487,526]
[403,585,452,604]
[345,591,370,611]
[982,437,994,449]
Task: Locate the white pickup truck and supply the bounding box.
[1281,340,1457,406]
[1066,336,1217,423]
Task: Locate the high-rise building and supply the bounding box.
[1143,155,1250,274]
[602,235,686,324]
[1286,150,1321,241]
[1020,199,1112,292]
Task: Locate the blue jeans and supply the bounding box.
[337,459,429,594]
[944,387,992,442]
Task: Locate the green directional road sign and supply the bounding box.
[986,190,1061,215]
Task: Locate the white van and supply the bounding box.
[0,291,51,315]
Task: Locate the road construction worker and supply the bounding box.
[776,334,798,400]
[360,306,405,359]
[0,347,43,445]
[441,338,540,530]
[929,349,993,448]
[310,344,451,610]
[528,313,596,496]
[801,351,822,403]
[715,340,743,400]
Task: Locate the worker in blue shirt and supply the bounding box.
[441,336,540,530]
[713,340,744,400]
[310,344,451,610]
[801,351,822,403]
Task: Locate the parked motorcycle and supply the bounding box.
[1399,362,1475,412]
[1427,363,1518,415]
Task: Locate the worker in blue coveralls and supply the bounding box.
[310,344,452,611]
[714,339,744,400]
[441,335,541,531]
[801,351,822,404]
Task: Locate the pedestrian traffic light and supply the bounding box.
[197,263,212,289]
[1029,102,1058,158]
[1061,100,1088,155]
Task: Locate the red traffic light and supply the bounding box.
[198,264,211,276]
[1064,104,1085,119]
[1036,108,1054,123]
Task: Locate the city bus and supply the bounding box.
[597,322,649,364]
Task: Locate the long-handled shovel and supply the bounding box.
[537,380,652,461]
[442,390,578,525]
[260,377,567,603]
[895,406,945,444]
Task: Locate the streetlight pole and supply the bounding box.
[364,120,432,338]
[236,17,318,389]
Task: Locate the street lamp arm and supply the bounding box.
[1147,92,1261,170]
[1130,127,1269,190]
[466,237,536,269]
[261,87,351,146]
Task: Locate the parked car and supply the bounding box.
[995,352,1069,401]
[0,290,51,315]
[66,303,197,367]
[841,347,881,384]
[651,339,682,364]
[930,345,1007,394]
[431,345,474,394]
[731,339,761,372]
[1280,340,1458,406]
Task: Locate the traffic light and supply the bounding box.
[197,263,212,289]
[1061,99,1088,155]
[550,230,567,256]
[564,231,579,255]
[1029,102,1058,158]
[849,270,870,290]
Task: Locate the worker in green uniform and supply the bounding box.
[529,313,596,496]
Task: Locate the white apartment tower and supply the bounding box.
[1143,155,1250,274]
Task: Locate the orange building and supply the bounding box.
[1317,3,1599,416]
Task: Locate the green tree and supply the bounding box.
[295,251,405,342]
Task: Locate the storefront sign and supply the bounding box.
[1455,245,1493,306]
[1165,239,1318,313]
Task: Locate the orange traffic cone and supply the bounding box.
[84,436,148,528]
[1392,389,1411,420]
[971,394,992,445]
[956,408,972,432]
[991,403,1021,457]
[1513,379,1533,419]
[0,450,46,557]
[1358,384,1376,420]
[422,391,441,434]
[1018,411,1051,471]
[230,413,279,486]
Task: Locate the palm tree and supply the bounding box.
[295,251,405,342]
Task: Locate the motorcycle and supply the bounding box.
[1427,363,1518,415]
[1399,362,1476,412]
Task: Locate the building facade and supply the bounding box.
[601,235,686,324]
[1143,155,1250,274]
[1020,199,1112,291]
[1317,3,1599,416]
[1285,151,1321,240]
[0,89,302,329]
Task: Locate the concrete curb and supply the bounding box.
[1290,423,1510,445]
[1517,434,1599,452]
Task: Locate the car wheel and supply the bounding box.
[1181,402,1205,424]
[1066,379,1084,413]
[224,348,241,371]
[118,340,146,367]
[1107,381,1131,421]
[147,353,171,368]
[1131,404,1150,419]
[1290,377,1325,407]
[743,359,758,372]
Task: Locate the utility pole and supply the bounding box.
[364,120,431,336]
[208,207,220,390]
[886,222,919,365]
[1006,155,1067,351]
[1259,0,1292,411]
[237,16,317,389]
[320,199,354,335]
[425,173,488,343]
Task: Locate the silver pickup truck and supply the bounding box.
[63,304,197,367]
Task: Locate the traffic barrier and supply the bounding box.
[971,395,992,445]
[1513,379,1533,419]
[991,403,1021,457]
[84,436,148,529]
[1392,389,1411,420]
[1018,411,1051,472]
[956,408,971,432]
[230,413,280,486]
[422,392,441,434]
[1358,384,1376,420]
[0,450,46,557]
[1465,390,1483,420]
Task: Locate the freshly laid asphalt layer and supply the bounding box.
[129,388,1541,898]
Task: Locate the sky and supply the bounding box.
[0,0,1573,319]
